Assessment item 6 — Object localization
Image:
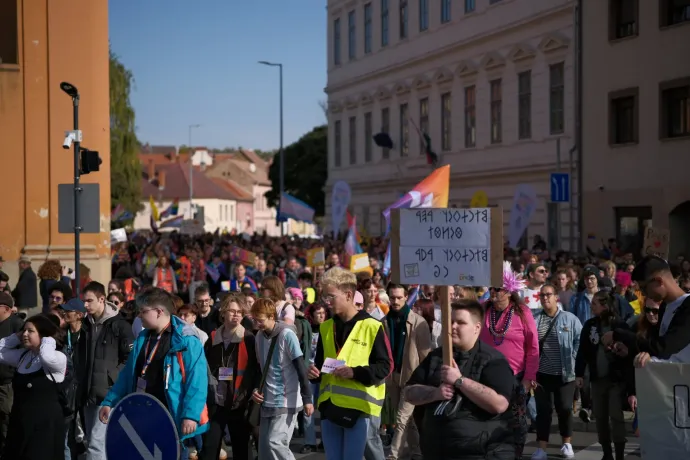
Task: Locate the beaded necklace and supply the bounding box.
[488,304,514,346]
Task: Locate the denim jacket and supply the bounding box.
[532,309,583,383]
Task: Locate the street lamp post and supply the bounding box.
[258,60,284,236]
[188,124,200,219]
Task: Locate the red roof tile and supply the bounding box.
[141,162,244,201]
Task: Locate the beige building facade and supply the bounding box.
[582,1,690,258]
[325,0,578,249]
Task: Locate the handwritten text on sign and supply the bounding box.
[397,208,492,286]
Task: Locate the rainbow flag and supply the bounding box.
[382,165,451,275]
[160,198,179,218]
[159,215,183,229]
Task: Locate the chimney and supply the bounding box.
[147,159,155,182]
[158,170,166,191]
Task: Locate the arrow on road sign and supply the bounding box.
[118,413,163,460]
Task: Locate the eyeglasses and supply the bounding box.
[50,296,64,302]
[539,293,555,299]
[224,309,242,316]
[644,307,659,315]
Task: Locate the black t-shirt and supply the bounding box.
[406,342,515,415]
[195,309,221,336]
[134,325,173,409]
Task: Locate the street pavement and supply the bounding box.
[282,413,641,460]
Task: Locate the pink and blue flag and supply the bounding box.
[279,193,315,223]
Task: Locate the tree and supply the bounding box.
[265,125,327,216]
[109,49,142,225]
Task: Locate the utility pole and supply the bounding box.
[188,124,200,219]
[258,60,285,236]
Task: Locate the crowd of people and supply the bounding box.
[0,230,688,460]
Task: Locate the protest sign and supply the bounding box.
[350,253,370,273]
[643,227,670,259]
[636,363,690,457]
[306,247,325,267]
[228,246,257,267]
[389,208,503,287]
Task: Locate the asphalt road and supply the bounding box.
[282,413,641,460]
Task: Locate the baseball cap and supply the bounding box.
[61,298,86,313]
[0,292,14,308]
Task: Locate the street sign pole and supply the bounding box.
[60,83,82,297]
[556,139,562,249]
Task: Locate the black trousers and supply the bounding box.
[534,372,576,443]
[201,406,252,460]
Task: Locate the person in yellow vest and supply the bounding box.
[307,267,393,460]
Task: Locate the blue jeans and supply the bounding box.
[304,383,321,446]
[321,417,369,460]
[64,430,71,460]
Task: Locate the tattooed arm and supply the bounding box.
[455,377,510,414]
[403,385,443,406]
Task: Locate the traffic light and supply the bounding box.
[80,148,102,174]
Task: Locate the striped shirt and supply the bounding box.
[537,314,562,375]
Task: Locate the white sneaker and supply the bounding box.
[531,448,548,460]
[218,449,228,460]
[561,443,575,458]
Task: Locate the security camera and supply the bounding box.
[63,130,82,150]
[63,133,74,149]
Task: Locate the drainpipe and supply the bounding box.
[575,0,584,254]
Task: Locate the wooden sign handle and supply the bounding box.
[440,285,453,366]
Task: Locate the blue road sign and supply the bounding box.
[550,173,570,203]
[105,393,180,460]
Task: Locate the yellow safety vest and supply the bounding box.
[318,317,386,417]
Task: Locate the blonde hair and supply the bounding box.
[321,267,357,294]
[220,293,246,315]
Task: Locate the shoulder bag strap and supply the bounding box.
[538,311,561,353]
[257,336,279,393]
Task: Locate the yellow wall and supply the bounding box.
[0,0,111,287]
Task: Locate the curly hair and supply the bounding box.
[37,260,62,280]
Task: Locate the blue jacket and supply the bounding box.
[569,291,634,325]
[532,309,582,382]
[102,316,209,441]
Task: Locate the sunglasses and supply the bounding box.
[644,307,659,315]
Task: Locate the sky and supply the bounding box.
[109,0,327,151]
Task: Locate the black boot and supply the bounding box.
[614,442,626,460]
[601,443,614,460]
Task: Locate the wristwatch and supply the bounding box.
[453,376,464,390]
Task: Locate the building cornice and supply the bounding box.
[324,3,574,95]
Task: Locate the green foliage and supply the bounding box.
[265,125,327,216]
[109,49,141,226]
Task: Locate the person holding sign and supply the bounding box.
[307,267,392,460]
[404,300,515,460]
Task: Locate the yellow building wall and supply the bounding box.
[0,0,111,290]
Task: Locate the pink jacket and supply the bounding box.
[479,304,539,381]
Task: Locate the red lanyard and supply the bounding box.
[141,323,170,377]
